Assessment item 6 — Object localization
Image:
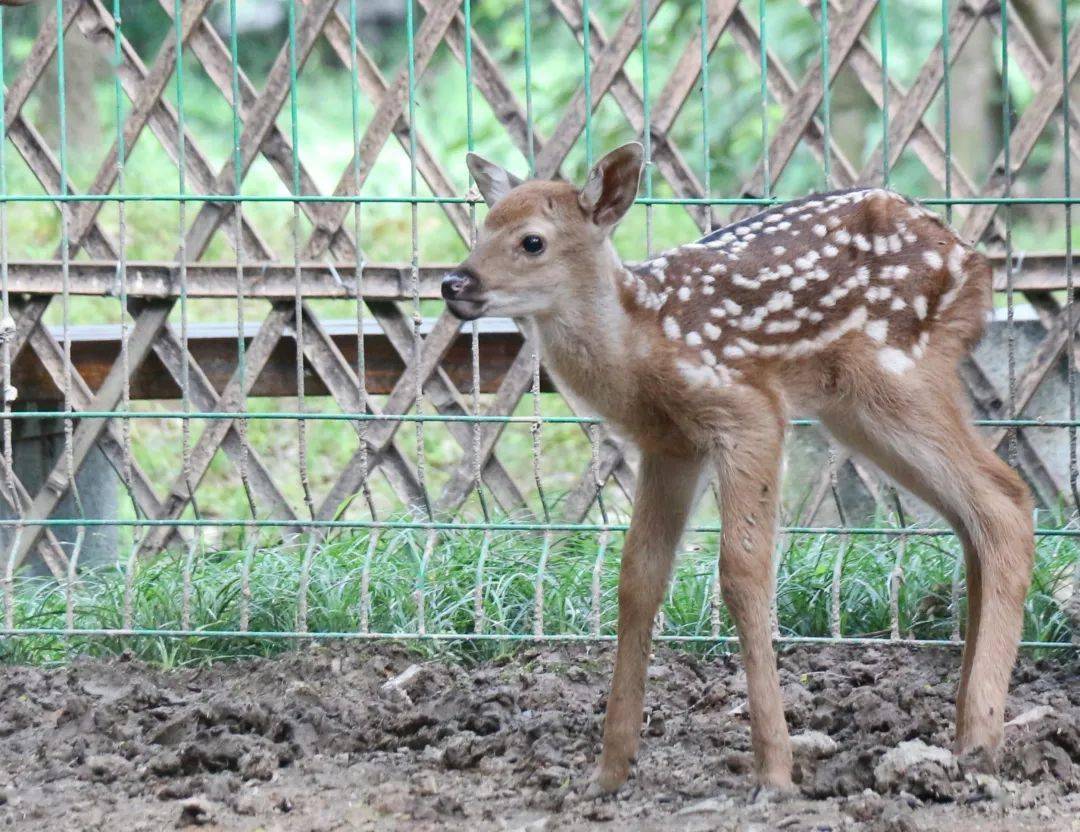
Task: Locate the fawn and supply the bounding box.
[443,143,1034,793]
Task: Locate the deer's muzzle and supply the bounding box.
[441,268,486,320]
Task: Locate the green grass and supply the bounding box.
[1,521,1074,667]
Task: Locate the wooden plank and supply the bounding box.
[962,24,1080,242]
[302,0,463,259]
[183,0,339,260]
[534,0,664,178]
[149,325,301,534]
[733,0,879,215]
[65,0,268,261]
[134,304,294,556]
[12,301,174,569]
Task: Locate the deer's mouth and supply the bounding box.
[445,296,487,320]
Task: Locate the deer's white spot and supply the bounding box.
[677,286,692,302]
[701,349,717,366]
[812,224,828,238]
[731,274,760,290]
[708,263,727,275]
[765,318,801,334]
[767,290,794,313]
[878,346,914,375]
[873,236,889,256]
[890,296,907,311]
[677,359,719,388]
[766,213,784,223]
[856,265,871,285]
[866,319,889,343]
[913,295,928,319]
[913,330,930,359]
[903,232,917,243]
[703,322,722,340]
[772,245,786,256]
[663,316,682,341]
[826,215,842,228]
[722,298,743,316]
[702,285,715,295]
[866,285,893,303]
[685,331,703,347]
[888,234,902,253]
[893,265,910,280]
[923,250,943,270]
[776,264,795,278]
[784,305,867,358]
[833,228,851,245]
[822,244,839,257]
[798,212,813,221]
[722,344,746,360]
[777,221,792,231]
[852,234,872,252]
[790,276,807,291]
[739,310,767,331]
[735,226,750,236]
[947,244,967,279]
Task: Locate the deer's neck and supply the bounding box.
[531,243,637,416]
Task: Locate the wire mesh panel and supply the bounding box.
[0,0,1075,657]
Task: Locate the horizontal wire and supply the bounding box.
[0,411,1075,428]
[0,627,1073,649]
[0,517,1074,536]
[4,193,1080,206]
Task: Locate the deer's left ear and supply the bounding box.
[578,142,643,229]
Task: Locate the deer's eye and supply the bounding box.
[521,234,545,255]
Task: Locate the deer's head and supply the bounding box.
[442,143,644,320]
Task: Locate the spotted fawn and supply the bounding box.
[443,143,1034,793]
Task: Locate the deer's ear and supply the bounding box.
[578,142,643,229]
[466,153,523,207]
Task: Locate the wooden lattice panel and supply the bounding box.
[0,0,1074,586]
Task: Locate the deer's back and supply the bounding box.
[621,188,990,393]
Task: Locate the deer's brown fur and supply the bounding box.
[445,143,1034,793]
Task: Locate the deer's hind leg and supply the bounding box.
[820,370,1033,758]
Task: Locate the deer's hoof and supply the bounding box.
[588,761,630,797]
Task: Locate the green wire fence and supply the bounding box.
[0,0,1075,651]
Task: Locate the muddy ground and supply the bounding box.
[0,642,1077,831]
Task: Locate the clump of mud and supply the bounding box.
[0,643,1076,831]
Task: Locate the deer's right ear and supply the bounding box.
[578,142,644,229]
[466,153,523,207]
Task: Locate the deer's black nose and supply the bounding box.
[441,269,479,301]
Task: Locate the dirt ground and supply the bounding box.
[0,642,1077,831]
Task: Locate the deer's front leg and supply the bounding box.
[594,451,705,793]
[716,407,793,789]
